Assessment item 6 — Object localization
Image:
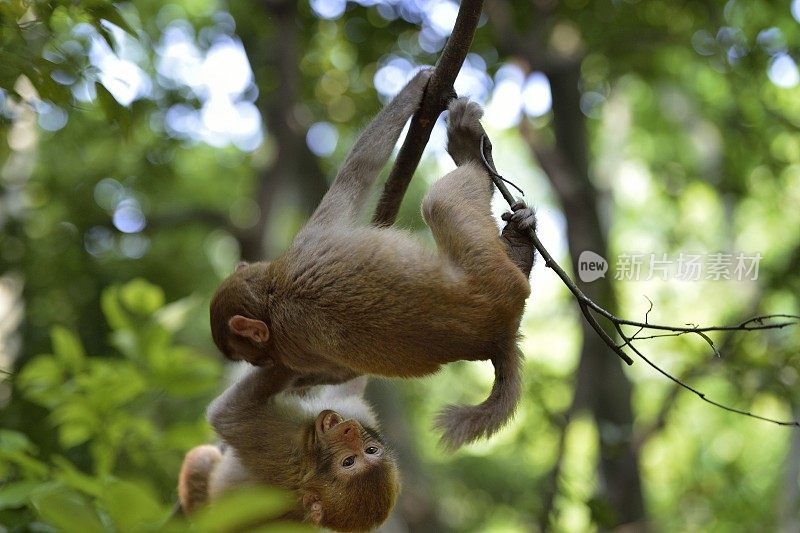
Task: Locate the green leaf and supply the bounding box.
[95,81,131,135]
[109,329,139,359]
[0,450,49,479]
[51,326,86,372]
[29,485,105,533]
[119,278,165,316]
[0,430,35,454]
[88,4,137,37]
[17,355,65,408]
[155,294,201,332]
[0,431,48,478]
[99,479,168,530]
[192,486,295,532]
[57,421,94,449]
[51,456,103,497]
[0,481,43,510]
[101,285,131,331]
[80,360,146,408]
[150,346,220,397]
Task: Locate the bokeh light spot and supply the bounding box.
[307,122,339,156]
[768,53,800,88]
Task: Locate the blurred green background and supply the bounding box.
[1,0,799,531]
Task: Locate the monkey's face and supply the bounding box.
[306,410,401,532]
[314,410,386,477]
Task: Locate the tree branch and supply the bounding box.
[479,135,800,428]
[372,0,484,226]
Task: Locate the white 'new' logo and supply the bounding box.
[578,251,608,282]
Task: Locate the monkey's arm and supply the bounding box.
[207,366,295,445]
[306,69,432,227]
[500,201,537,278]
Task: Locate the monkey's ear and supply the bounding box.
[228,315,270,343]
[302,492,324,525]
[235,261,249,271]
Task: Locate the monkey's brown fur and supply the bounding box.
[178,372,400,532]
[211,69,534,449]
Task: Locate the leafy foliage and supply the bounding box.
[1,0,799,531]
[1,279,299,531]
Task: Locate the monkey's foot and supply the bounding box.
[501,201,537,277]
[446,97,487,166]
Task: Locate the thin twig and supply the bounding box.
[479,135,800,427]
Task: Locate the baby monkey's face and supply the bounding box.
[314,410,386,477]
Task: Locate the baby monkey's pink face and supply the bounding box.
[314,410,386,477]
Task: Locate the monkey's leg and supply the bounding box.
[178,444,223,514]
[425,98,531,287]
[424,99,531,449]
[446,97,536,277]
[307,69,432,227]
[423,165,530,449]
[422,162,505,270]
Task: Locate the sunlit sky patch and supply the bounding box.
[768,53,800,88]
[71,2,555,159]
[81,18,264,151]
[155,22,263,151]
[88,25,152,106]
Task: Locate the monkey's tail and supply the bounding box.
[433,343,523,450]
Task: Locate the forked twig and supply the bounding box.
[479,135,800,427]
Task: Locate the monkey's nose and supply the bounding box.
[339,422,360,443]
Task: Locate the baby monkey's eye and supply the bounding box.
[365,446,379,454]
[342,456,356,467]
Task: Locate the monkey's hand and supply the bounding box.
[501,201,537,278]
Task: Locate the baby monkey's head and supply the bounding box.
[302,409,401,532]
[210,261,272,365]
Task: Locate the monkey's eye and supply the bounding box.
[365,446,379,455]
[342,456,356,468]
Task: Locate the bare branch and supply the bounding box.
[372,0,485,226]
[479,135,800,428]
[617,323,799,427]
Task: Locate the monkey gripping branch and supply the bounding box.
[379,0,800,428]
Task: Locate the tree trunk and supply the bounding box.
[537,60,646,529]
[238,0,329,261]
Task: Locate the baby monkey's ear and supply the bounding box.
[235,261,249,271]
[228,315,270,343]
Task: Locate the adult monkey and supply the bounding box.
[211,69,536,449]
[179,373,400,531]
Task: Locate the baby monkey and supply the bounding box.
[179,373,400,532]
[211,69,536,449]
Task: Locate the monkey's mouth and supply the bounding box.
[316,410,343,433]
